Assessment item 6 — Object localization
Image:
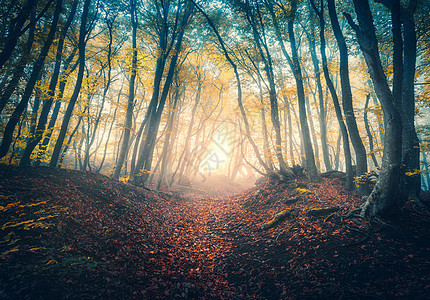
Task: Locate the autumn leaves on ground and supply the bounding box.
[0,165,429,299]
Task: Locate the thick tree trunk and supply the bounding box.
[400,7,420,202]
[346,0,403,218]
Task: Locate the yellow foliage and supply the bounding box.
[405,169,421,176]
[294,188,313,196]
[119,176,130,183]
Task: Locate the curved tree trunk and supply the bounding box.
[191,0,273,176]
[327,0,369,195]
[345,0,404,218]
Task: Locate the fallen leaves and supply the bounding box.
[0,165,430,299]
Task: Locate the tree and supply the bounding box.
[310,0,353,190]
[326,0,369,195]
[131,0,193,186]
[0,0,63,160]
[113,0,137,179]
[265,0,320,181]
[345,0,418,218]
[19,0,79,166]
[49,0,92,167]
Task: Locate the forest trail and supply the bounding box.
[1,165,430,299]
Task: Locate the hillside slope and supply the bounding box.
[1,165,430,299]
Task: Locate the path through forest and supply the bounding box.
[1,165,430,299]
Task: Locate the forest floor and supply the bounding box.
[0,164,430,299]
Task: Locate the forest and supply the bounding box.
[0,0,430,298]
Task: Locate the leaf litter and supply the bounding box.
[0,164,430,299]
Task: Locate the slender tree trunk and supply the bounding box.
[257,76,274,169]
[245,4,291,176]
[133,9,193,185]
[49,0,91,167]
[83,16,114,171]
[305,95,320,169]
[191,0,273,178]
[157,86,180,189]
[285,98,295,166]
[20,0,78,166]
[0,0,63,160]
[0,11,36,115]
[287,20,320,180]
[113,0,137,178]
[0,0,37,70]
[306,15,331,171]
[327,0,368,195]
[34,48,78,165]
[364,94,379,168]
[311,0,353,189]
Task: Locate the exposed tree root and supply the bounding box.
[261,209,294,230]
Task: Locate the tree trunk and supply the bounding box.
[245,3,291,177]
[345,0,403,218]
[306,12,331,171]
[287,20,320,180]
[311,0,353,190]
[132,10,191,186]
[83,14,114,171]
[0,11,36,115]
[257,76,274,169]
[0,0,37,70]
[0,0,63,160]
[113,0,137,179]
[400,5,420,202]
[157,85,180,189]
[49,0,91,168]
[20,0,78,166]
[191,0,272,176]
[364,94,379,168]
[327,0,369,195]
[34,48,78,165]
